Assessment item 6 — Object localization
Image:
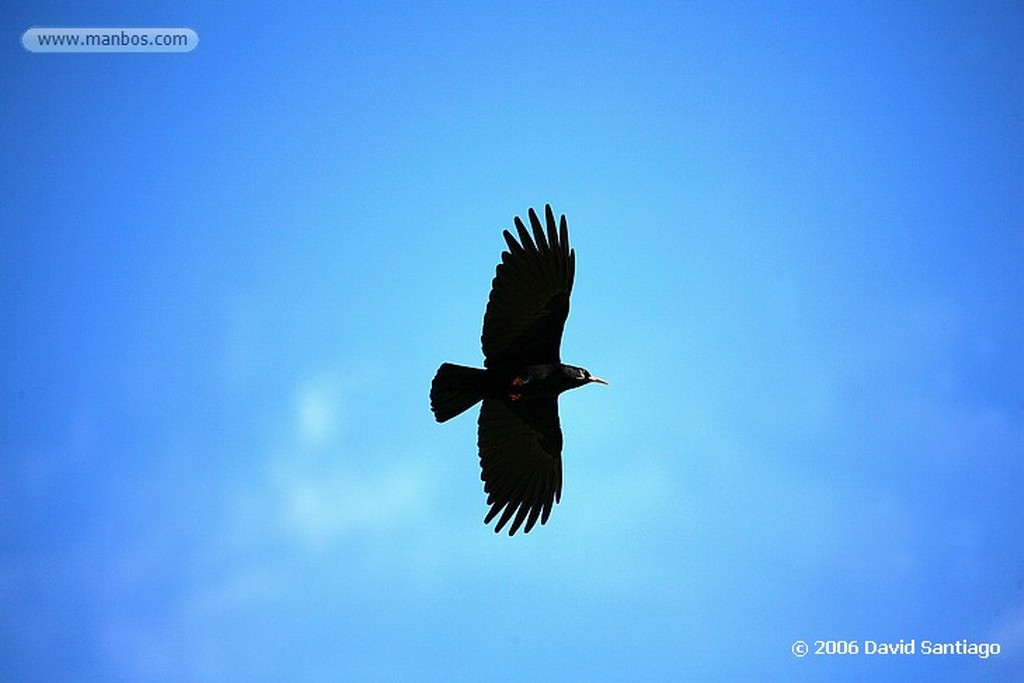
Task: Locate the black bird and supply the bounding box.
[430,205,607,535]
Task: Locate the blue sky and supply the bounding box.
[3,2,1023,680]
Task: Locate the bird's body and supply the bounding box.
[430,205,606,535]
[433,362,597,411]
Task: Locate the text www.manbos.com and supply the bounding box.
[22,27,199,53]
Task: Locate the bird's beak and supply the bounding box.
[589,376,609,385]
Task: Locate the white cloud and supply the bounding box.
[275,456,435,547]
[295,378,342,447]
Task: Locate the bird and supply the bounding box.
[430,204,607,535]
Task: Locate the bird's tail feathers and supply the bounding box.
[430,363,486,422]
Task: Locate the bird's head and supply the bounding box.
[563,364,609,389]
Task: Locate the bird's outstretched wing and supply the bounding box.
[477,397,563,535]
[481,205,575,367]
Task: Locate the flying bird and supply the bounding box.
[430,205,607,535]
